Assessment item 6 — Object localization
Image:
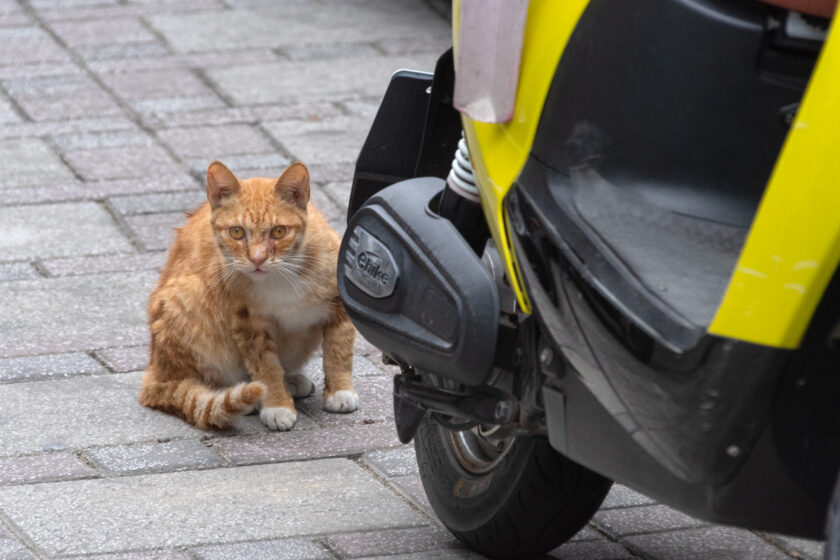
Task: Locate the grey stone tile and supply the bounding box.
[148,3,447,53]
[0,138,74,188]
[550,538,637,560]
[40,251,167,277]
[305,162,355,185]
[157,124,274,159]
[205,55,435,105]
[389,474,432,513]
[50,17,157,47]
[191,538,330,560]
[88,48,279,75]
[76,42,170,62]
[325,526,459,558]
[61,550,193,560]
[339,98,381,119]
[108,191,205,215]
[4,74,124,121]
[64,145,180,181]
[1,175,199,207]
[622,526,790,560]
[94,345,149,373]
[601,484,657,509]
[208,422,403,465]
[593,505,708,537]
[0,536,34,560]
[0,452,98,484]
[99,68,221,102]
[52,130,156,152]
[323,180,351,210]
[0,272,155,357]
[361,447,418,478]
[0,202,133,261]
[185,153,288,175]
[298,374,393,427]
[572,526,605,542]
[0,459,425,556]
[0,352,107,383]
[0,262,38,281]
[141,102,340,130]
[0,116,135,141]
[357,550,486,560]
[0,95,21,124]
[376,36,453,56]
[264,117,370,165]
[280,42,381,62]
[83,439,223,475]
[124,211,184,251]
[0,27,68,65]
[0,372,201,456]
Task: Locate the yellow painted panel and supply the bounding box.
[454,0,590,314]
[709,18,840,348]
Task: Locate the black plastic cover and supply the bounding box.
[338,177,499,386]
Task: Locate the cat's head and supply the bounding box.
[206,161,310,279]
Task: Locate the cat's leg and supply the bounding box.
[231,306,297,431]
[322,303,358,413]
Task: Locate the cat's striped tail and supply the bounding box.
[139,375,266,430]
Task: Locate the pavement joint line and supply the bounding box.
[193,66,237,109]
[0,506,49,560]
[100,198,147,252]
[135,12,177,58]
[753,530,811,558]
[87,348,116,373]
[350,455,443,528]
[29,259,50,278]
[0,84,31,123]
[255,120,297,164]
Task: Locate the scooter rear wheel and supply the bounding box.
[414,416,612,558]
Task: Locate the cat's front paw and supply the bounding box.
[323,390,359,413]
[260,406,297,431]
[286,373,315,398]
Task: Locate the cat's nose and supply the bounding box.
[249,253,267,268]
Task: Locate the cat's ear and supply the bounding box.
[274,162,310,210]
[206,161,241,209]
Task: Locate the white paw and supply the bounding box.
[324,390,359,413]
[286,373,315,398]
[260,406,297,431]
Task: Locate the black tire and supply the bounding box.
[826,474,840,559]
[414,417,613,558]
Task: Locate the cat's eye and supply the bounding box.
[229,226,245,240]
[270,226,288,239]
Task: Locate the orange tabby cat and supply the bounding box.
[139,161,357,431]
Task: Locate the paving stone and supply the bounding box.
[205,55,436,105]
[148,3,447,53]
[572,526,605,542]
[191,538,330,560]
[0,138,74,188]
[185,153,288,175]
[622,526,790,560]
[325,526,459,558]
[353,333,381,358]
[141,102,339,129]
[0,262,38,281]
[305,162,355,185]
[4,74,124,121]
[0,272,155,358]
[0,352,107,383]
[0,452,98,484]
[99,68,222,104]
[52,130,157,152]
[40,251,167,277]
[389,473,431,507]
[0,174,199,206]
[0,95,21,124]
[550,538,638,560]
[298,374,393,427]
[0,61,81,80]
[93,345,150,373]
[0,116,136,141]
[157,124,274,159]
[357,550,486,560]
[208,422,403,465]
[0,372,201,456]
[280,42,382,62]
[361,447,418,478]
[0,202,133,261]
[64,145,181,181]
[375,36,453,56]
[323,180,352,210]
[0,27,68,65]
[50,17,157,47]
[593,505,708,537]
[107,191,205,215]
[264,116,371,165]
[60,550,193,560]
[601,484,658,509]
[0,536,34,560]
[87,48,279,75]
[0,459,425,556]
[124,211,185,251]
[339,98,381,119]
[84,439,223,475]
[76,42,171,62]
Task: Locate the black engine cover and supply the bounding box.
[338,177,499,386]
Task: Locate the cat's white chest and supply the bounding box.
[249,275,331,332]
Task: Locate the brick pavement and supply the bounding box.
[0,0,825,558]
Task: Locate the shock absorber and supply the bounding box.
[437,135,490,255]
